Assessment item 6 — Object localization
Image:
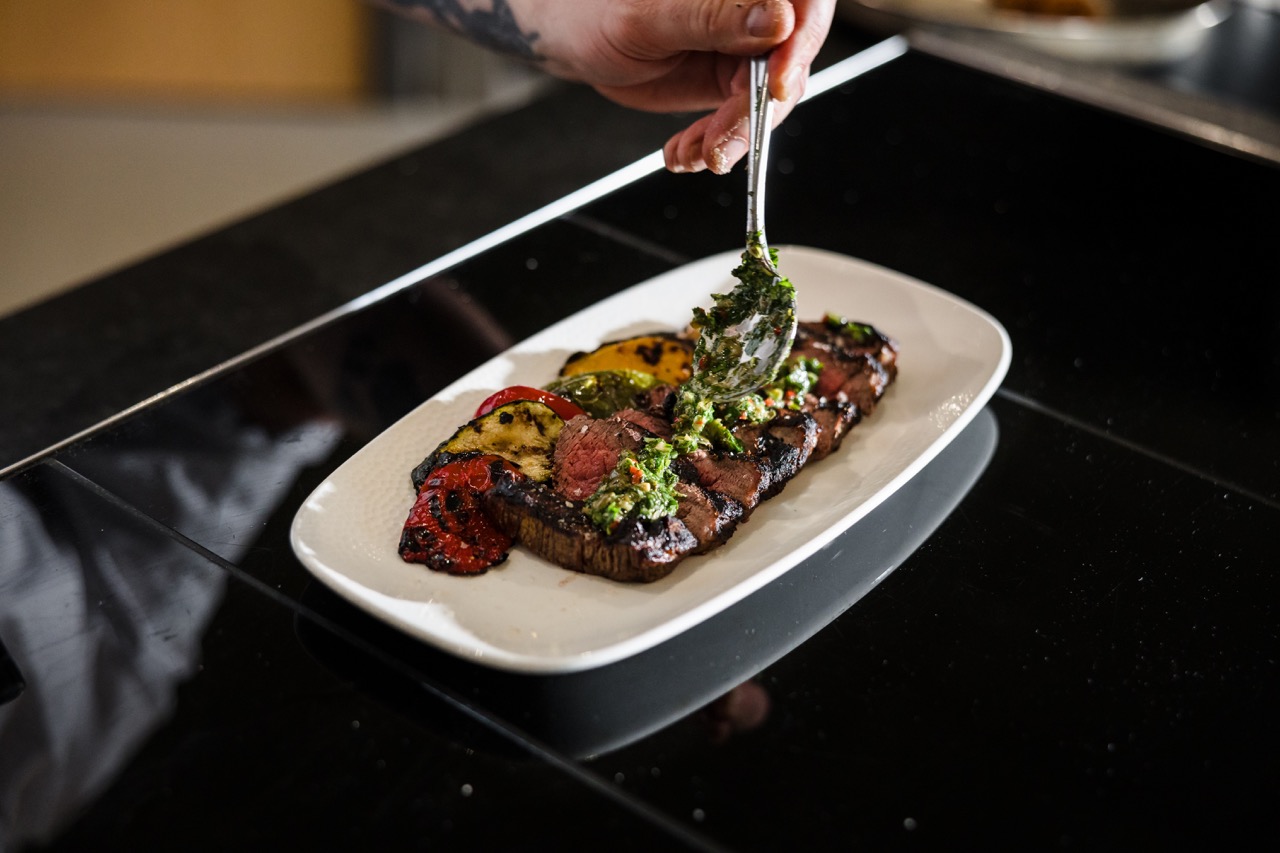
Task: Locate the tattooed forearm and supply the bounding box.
[385,0,542,61]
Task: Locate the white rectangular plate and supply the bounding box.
[290,247,1010,673]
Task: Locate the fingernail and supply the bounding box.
[778,66,803,102]
[746,1,782,38]
[710,137,749,175]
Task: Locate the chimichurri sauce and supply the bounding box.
[584,244,816,535]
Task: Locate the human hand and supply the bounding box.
[532,0,835,175]
[378,1,834,174]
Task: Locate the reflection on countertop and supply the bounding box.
[295,408,998,760]
[0,400,338,850]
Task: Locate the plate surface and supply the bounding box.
[290,247,1011,673]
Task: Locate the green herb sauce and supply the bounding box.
[584,437,680,533]
[686,242,797,402]
[823,312,878,346]
[581,246,822,535]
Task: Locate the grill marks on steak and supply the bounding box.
[675,411,818,512]
[482,479,698,583]
[792,320,898,417]
[418,319,897,582]
[674,482,744,555]
[787,320,897,460]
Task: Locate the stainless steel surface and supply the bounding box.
[747,54,778,275]
[839,0,1280,165]
[838,0,1231,63]
[695,54,799,403]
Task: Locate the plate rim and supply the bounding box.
[290,246,1011,673]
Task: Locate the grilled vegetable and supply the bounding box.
[474,385,586,421]
[559,333,694,385]
[543,369,661,418]
[400,454,524,574]
[412,400,565,487]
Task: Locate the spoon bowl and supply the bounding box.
[690,54,798,402]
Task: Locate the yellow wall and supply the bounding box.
[0,0,373,103]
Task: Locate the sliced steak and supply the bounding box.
[640,383,679,421]
[616,407,672,439]
[792,320,898,417]
[795,319,898,365]
[802,396,861,461]
[552,414,648,501]
[482,479,698,583]
[675,481,744,554]
[675,451,769,512]
[732,411,819,499]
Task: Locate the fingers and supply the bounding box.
[662,59,749,174]
[662,93,799,175]
[663,114,714,174]
[768,0,835,102]
[662,53,803,175]
[595,51,741,114]
[620,0,796,60]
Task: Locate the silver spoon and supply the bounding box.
[690,54,799,402]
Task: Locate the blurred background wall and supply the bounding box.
[0,0,374,104]
[0,0,545,317]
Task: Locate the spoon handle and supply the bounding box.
[747,54,777,273]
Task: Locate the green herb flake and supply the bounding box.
[584,438,681,533]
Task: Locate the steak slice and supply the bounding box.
[731,411,819,499]
[482,479,698,583]
[639,383,679,422]
[675,452,769,512]
[675,481,744,554]
[800,396,861,461]
[792,320,899,417]
[552,414,648,501]
[671,411,819,513]
[615,407,672,439]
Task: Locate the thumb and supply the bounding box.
[619,0,796,60]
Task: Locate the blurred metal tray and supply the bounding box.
[837,0,1232,63]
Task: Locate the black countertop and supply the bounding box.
[2,16,1278,853]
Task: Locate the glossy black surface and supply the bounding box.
[0,464,707,852]
[0,27,883,478]
[579,51,1280,503]
[3,37,1278,853]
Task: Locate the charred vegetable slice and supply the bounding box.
[413,400,565,487]
[543,369,661,418]
[559,333,694,385]
[474,386,586,421]
[400,454,524,574]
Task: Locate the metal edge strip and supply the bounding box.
[1,36,909,481]
[907,27,1280,166]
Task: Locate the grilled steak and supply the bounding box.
[401,316,898,583]
[732,411,819,498]
[675,451,769,512]
[552,414,649,501]
[615,407,673,439]
[674,481,744,554]
[482,479,698,583]
[791,320,898,417]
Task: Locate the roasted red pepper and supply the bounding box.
[474,386,586,421]
[399,455,524,575]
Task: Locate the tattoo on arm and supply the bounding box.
[387,1,541,61]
